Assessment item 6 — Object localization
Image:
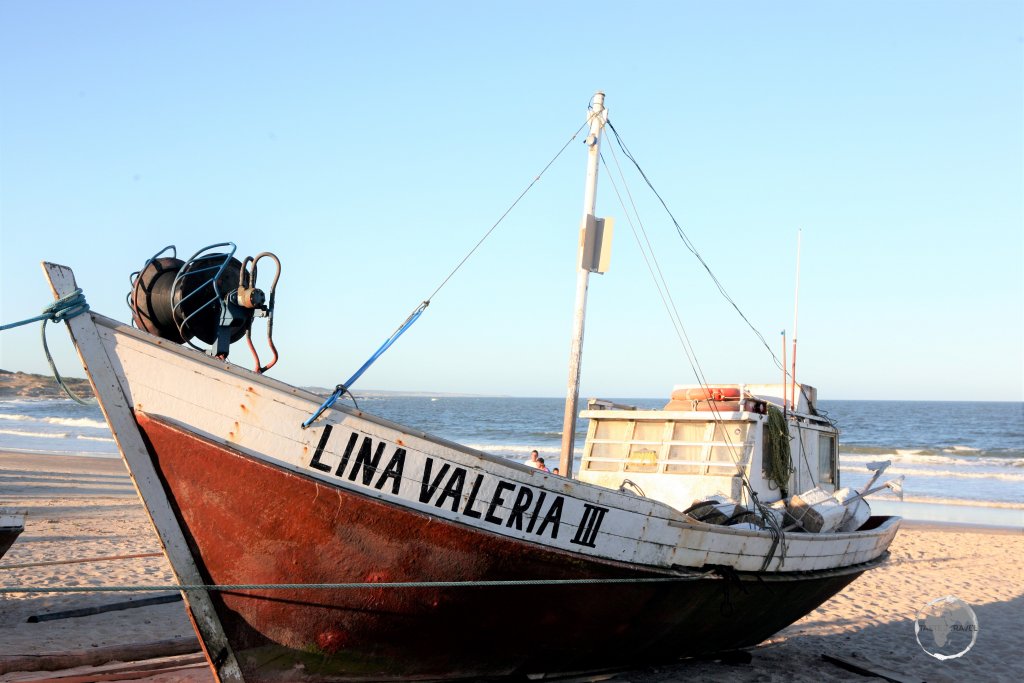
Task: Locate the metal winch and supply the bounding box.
[129,243,281,373]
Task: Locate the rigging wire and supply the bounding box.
[599,145,710,394]
[425,118,591,303]
[603,116,881,562]
[605,120,783,373]
[601,152,771,494]
[605,119,834,435]
[601,150,752,486]
[601,133,787,569]
[302,119,592,427]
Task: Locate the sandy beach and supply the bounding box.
[1,451,1021,683]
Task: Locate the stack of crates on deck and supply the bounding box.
[786,487,846,533]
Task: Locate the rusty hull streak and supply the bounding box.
[135,413,867,681]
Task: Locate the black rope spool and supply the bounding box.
[131,254,252,346]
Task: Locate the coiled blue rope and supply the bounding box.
[302,301,428,428]
[0,289,96,406]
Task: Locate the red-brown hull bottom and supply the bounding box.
[137,414,871,682]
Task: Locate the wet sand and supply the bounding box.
[1,451,1021,682]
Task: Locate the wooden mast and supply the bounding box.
[559,92,608,478]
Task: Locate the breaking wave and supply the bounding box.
[893,495,1024,510]
[0,413,107,430]
[41,416,109,429]
[0,428,72,439]
[462,443,573,459]
[78,434,116,443]
[877,467,1024,483]
[841,448,1024,468]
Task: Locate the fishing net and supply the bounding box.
[765,404,793,497]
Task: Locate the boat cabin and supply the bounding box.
[577,384,839,512]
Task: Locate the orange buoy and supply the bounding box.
[671,386,741,402]
[694,400,743,412]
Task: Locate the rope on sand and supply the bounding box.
[0,552,164,571]
[0,572,716,594]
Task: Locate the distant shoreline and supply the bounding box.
[0,370,506,400]
[3,369,1021,402]
[307,387,506,399]
[0,369,94,399]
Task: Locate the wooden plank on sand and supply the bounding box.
[0,638,201,675]
[15,666,206,683]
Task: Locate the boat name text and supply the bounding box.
[307,424,607,548]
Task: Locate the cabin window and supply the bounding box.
[708,423,749,471]
[665,422,708,473]
[625,421,662,472]
[586,420,631,470]
[586,419,754,475]
[818,434,836,484]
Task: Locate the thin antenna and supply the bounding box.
[781,330,787,415]
[791,229,802,410]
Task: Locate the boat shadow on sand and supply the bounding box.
[607,591,1021,683]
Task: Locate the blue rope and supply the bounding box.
[302,301,429,428]
[0,289,96,406]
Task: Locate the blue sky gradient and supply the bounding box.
[1,1,1021,400]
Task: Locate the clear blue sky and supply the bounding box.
[1,1,1021,401]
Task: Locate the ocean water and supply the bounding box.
[1,396,1021,525]
[0,398,117,457]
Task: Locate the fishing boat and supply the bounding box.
[0,510,25,559]
[42,92,899,682]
